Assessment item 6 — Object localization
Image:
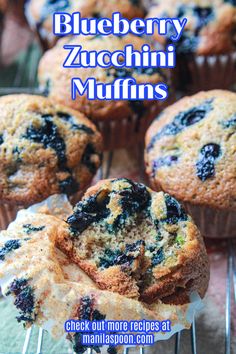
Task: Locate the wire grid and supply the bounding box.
[0,41,236,354]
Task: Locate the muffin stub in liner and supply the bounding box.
[183,202,236,239]
[0,195,204,353]
[0,203,19,231]
[173,52,236,94]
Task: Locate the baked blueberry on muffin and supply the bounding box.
[25,0,146,49]
[147,0,236,91]
[57,178,209,304]
[0,94,102,228]
[145,90,236,238]
[38,34,167,149]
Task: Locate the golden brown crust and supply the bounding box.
[147,0,236,55]
[145,90,236,211]
[0,94,102,206]
[38,34,165,122]
[57,178,209,304]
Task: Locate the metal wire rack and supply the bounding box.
[0,38,236,354]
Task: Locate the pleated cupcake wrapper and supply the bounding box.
[0,194,203,347]
[98,100,171,151]
[183,202,236,239]
[0,203,20,231]
[173,52,236,94]
[0,191,84,231]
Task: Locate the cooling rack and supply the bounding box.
[0,39,236,354]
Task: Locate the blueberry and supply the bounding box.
[7,278,35,323]
[0,239,21,261]
[23,224,45,235]
[67,193,110,234]
[0,134,3,145]
[129,100,145,121]
[69,296,105,353]
[196,143,221,181]
[152,248,164,266]
[162,195,187,224]
[152,155,178,175]
[194,7,213,34]
[129,0,140,5]
[107,347,117,354]
[82,144,99,174]
[23,115,66,168]
[107,67,131,79]
[222,115,236,129]
[43,79,51,96]
[59,176,79,195]
[135,67,163,77]
[147,99,213,151]
[78,296,93,320]
[99,249,128,269]
[56,112,95,134]
[12,146,23,162]
[40,0,70,25]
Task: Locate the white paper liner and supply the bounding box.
[0,195,204,353]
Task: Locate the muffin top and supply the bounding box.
[0,94,102,206]
[147,0,236,55]
[25,0,146,47]
[59,178,209,304]
[145,90,236,210]
[38,34,166,122]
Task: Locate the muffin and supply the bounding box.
[0,94,102,229]
[0,190,209,352]
[59,178,209,304]
[145,90,236,238]
[38,34,167,150]
[25,0,146,49]
[147,0,236,92]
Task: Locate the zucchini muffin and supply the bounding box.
[38,34,167,149]
[0,194,209,353]
[25,0,146,49]
[0,94,102,229]
[147,0,236,92]
[145,90,236,238]
[59,178,209,304]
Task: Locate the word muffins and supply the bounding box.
[0,179,209,352]
[145,90,236,238]
[38,34,167,149]
[0,94,102,229]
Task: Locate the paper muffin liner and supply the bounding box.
[183,202,236,239]
[0,194,204,353]
[0,190,85,231]
[172,52,236,94]
[97,100,172,151]
[0,203,20,231]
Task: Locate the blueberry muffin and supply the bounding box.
[0,94,102,228]
[38,34,167,149]
[147,0,236,92]
[0,204,208,353]
[145,90,236,238]
[57,178,209,304]
[25,0,146,49]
